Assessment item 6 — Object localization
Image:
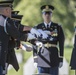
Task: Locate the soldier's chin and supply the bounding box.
[46,19,51,22]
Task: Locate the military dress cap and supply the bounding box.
[12,11,19,15]
[0,0,13,7]
[11,14,23,21]
[41,5,54,12]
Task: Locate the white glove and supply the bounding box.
[34,62,37,68]
[21,44,33,51]
[27,33,36,41]
[43,30,51,35]
[37,29,48,39]
[35,41,43,47]
[59,62,63,68]
[21,44,26,51]
[30,28,41,37]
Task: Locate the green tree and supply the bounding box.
[1,0,75,40]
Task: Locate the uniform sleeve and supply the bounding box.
[6,18,27,41]
[29,39,36,45]
[58,25,65,62]
[18,24,24,32]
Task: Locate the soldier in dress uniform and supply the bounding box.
[0,1,42,75]
[32,5,65,75]
[70,26,76,70]
[6,14,24,75]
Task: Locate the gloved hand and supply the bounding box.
[35,41,43,47]
[59,62,63,68]
[20,44,26,51]
[37,29,48,39]
[43,30,51,35]
[30,28,41,37]
[20,44,33,51]
[34,62,37,68]
[27,33,36,41]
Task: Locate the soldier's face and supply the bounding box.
[4,7,12,17]
[42,11,52,22]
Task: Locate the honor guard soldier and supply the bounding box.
[0,1,42,75]
[70,26,76,72]
[6,14,24,75]
[4,13,27,74]
[32,5,65,75]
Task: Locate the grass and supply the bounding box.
[7,63,23,75]
[64,47,75,75]
[7,51,32,75]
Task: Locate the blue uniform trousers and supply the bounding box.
[0,65,3,75]
[38,66,58,75]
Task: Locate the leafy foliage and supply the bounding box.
[14,0,75,39]
[2,0,76,40]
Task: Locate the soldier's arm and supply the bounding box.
[22,25,32,32]
[58,25,65,62]
[20,44,33,52]
[17,24,31,33]
[6,18,28,41]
